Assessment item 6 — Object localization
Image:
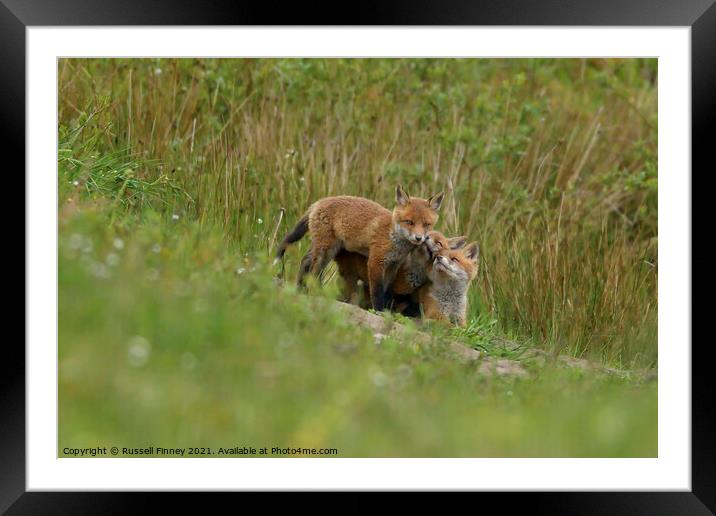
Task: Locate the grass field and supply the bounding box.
[58,58,657,457]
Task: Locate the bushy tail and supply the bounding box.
[274,214,309,262]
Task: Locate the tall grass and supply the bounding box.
[58,58,657,367]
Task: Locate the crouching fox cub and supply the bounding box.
[418,242,480,327]
[275,185,444,311]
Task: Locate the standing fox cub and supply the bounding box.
[275,185,444,311]
[418,241,480,327]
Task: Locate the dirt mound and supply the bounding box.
[335,301,654,381]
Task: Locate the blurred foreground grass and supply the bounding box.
[58,58,657,457]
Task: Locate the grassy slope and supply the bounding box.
[58,204,656,457]
[58,58,657,457]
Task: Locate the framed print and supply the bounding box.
[6,0,712,512]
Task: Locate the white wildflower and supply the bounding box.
[69,234,84,250]
[180,352,197,370]
[371,370,388,388]
[193,299,208,313]
[127,336,151,367]
[89,262,110,279]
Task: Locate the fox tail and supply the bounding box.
[274,213,309,264]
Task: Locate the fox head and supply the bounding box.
[413,231,467,264]
[392,184,444,245]
[425,231,467,256]
[429,242,480,284]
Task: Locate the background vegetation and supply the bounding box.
[58,58,657,457]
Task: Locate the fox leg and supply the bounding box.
[342,277,358,303]
[296,250,313,289]
[403,291,422,317]
[304,216,342,284]
[297,248,333,287]
[334,254,359,303]
[341,276,360,304]
[309,242,341,285]
[367,256,387,311]
[360,282,372,309]
[381,260,401,310]
[395,294,420,317]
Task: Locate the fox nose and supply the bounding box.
[414,235,424,243]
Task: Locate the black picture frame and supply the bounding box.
[4,0,711,512]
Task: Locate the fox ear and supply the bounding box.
[428,191,445,211]
[396,184,410,206]
[465,242,480,262]
[447,236,467,250]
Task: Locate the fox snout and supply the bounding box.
[433,254,456,274]
[411,233,427,244]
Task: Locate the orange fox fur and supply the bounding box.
[276,185,444,310]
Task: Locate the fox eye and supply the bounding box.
[451,257,459,262]
[425,223,431,228]
[403,220,414,226]
[435,242,443,248]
